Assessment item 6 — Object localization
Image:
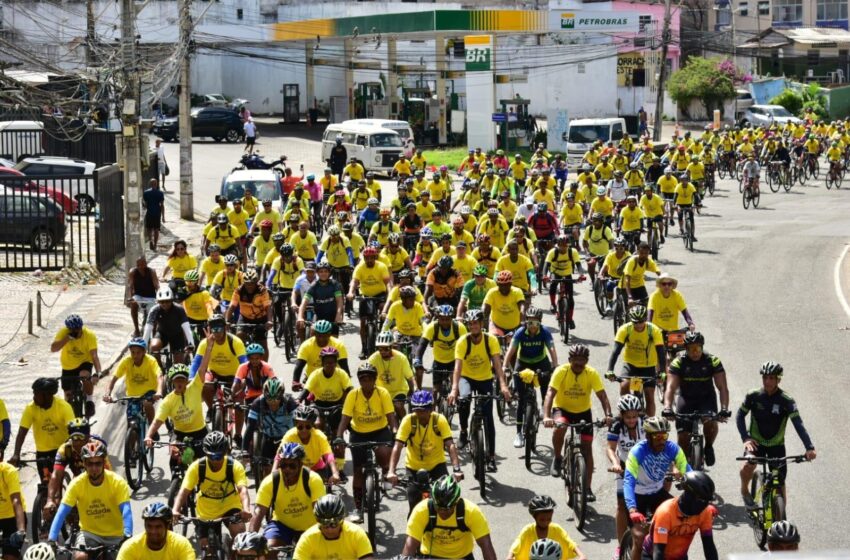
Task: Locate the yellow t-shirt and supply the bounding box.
[620,206,644,233]
[114,354,161,397]
[384,301,425,337]
[674,182,697,206]
[621,256,659,289]
[271,256,305,290]
[226,209,250,237]
[510,161,528,180]
[296,337,349,377]
[346,232,365,260]
[353,261,391,297]
[62,470,131,537]
[657,175,678,195]
[509,522,581,560]
[549,364,604,413]
[344,163,365,181]
[393,160,413,176]
[253,209,282,231]
[211,270,243,302]
[615,323,664,368]
[453,255,478,283]
[341,387,394,433]
[156,373,205,433]
[0,462,24,519]
[182,289,216,322]
[407,498,490,559]
[545,247,580,278]
[648,289,688,332]
[200,257,225,286]
[483,286,525,330]
[0,400,7,445]
[454,333,501,382]
[20,398,74,451]
[255,467,325,529]
[304,367,352,402]
[559,203,584,226]
[471,247,502,278]
[601,250,631,280]
[494,255,533,292]
[55,326,98,370]
[386,285,425,307]
[288,232,319,261]
[293,521,373,560]
[281,427,332,470]
[422,320,468,364]
[590,196,614,217]
[380,247,410,273]
[166,255,198,280]
[205,224,239,250]
[195,334,246,377]
[182,457,248,519]
[370,349,414,397]
[116,531,195,560]
[319,238,353,269]
[395,412,452,471]
[477,218,510,248]
[251,235,276,268]
[583,225,615,258]
[415,202,437,224]
[639,194,664,219]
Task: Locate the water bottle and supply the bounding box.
[530,269,538,291]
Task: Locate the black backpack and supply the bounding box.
[463,333,496,360]
[197,456,236,499]
[425,498,469,533]
[269,468,312,513]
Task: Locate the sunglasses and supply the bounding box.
[660,282,674,287]
[279,462,300,470]
[319,519,342,528]
[649,432,669,440]
[207,453,225,460]
[527,320,540,327]
[70,433,87,441]
[296,424,312,431]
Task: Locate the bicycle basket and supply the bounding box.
[665,331,686,348]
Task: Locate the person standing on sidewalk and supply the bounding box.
[142,179,165,251]
[154,139,168,192]
[244,117,257,154]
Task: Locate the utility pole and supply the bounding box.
[179,0,194,219]
[120,0,144,268]
[86,0,96,67]
[653,0,673,142]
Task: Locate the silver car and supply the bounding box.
[739,105,801,127]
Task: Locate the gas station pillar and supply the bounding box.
[305,41,315,117]
[344,38,354,120]
[435,34,447,145]
[464,35,495,152]
[387,37,399,119]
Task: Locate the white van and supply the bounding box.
[565,117,626,163]
[321,123,404,174]
[341,119,414,143]
[0,121,44,163]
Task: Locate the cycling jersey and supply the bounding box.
[156,373,205,433]
[165,254,198,280]
[271,257,304,290]
[384,301,425,337]
[194,334,247,377]
[510,325,553,365]
[623,440,690,510]
[304,279,343,323]
[342,387,394,433]
[234,362,275,400]
[668,353,723,402]
[454,334,501,381]
[182,289,215,322]
[212,270,243,302]
[182,457,247,519]
[509,522,579,560]
[116,531,195,560]
[607,418,646,465]
[62,470,131,537]
[407,498,489,559]
[648,289,688,332]
[642,498,713,560]
[54,326,98,370]
[113,354,161,397]
[460,278,496,311]
[304,367,352,402]
[230,285,271,322]
[614,322,663,368]
[737,389,813,448]
[146,304,190,344]
[584,226,615,257]
[484,286,525,330]
[395,412,452,471]
[549,364,604,413]
[20,398,74,452]
[255,467,324,529]
[289,232,319,261]
[353,261,390,297]
[293,521,372,560]
[296,337,348,376]
[281,427,332,471]
[370,350,414,397]
[422,320,468,364]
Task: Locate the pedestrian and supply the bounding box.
[154,138,168,192]
[639,107,648,136]
[329,136,347,183]
[142,178,165,251]
[244,117,257,153]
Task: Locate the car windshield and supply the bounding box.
[768,107,793,117]
[569,125,611,144]
[370,133,403,148]
[386,127,411,140]
[223,180,279,201]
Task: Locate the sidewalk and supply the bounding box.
[1,194,203,468]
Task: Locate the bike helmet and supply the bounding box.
[629,305,648,323]
[527,494,557,514]
[128,337,146,350]
[398,269,414,280]
[242,343,264,358]
[362,246,378,258]
[683,331,704,346]
[643,416,670,434]
[209,242,223,252]
[65,314,84,329]
[217,214,229,224]
[430,475,462,508]
[357,363,378,378]
[313,320,333,335]
[184,269,200,283]
[68,417,90,437]
[280,243,295,257]
[679,471,715,501]
[319,346,339,360]
[410,390,434,410]
[243,269,259,283]
[526,306,543,321]
[224,254,239,266]
[460,205,472,215]
[536,203,548,212]
[477,233,490,244]
[263,377,284,400]
[439,233,452,243]
[232,531,268,554]
[496,270,513,284]
[208,314,226,330]
[568,344,590,359]
[314,495,346,525]
[387,232,401,246]
[465,309,484,323]
[436,305,454,318]
[316,259,331,271]
[142,502,173,521]
[399,286,417,299]
[438,256,454,269]
[327,225,341,237]
[618,394,643,413]
[760,361,783,377]
[613,236,627,247]
[341,222,353,231]
[32,377,59,395]
[156,287,174,302]
[473,265,488,277]
[293,406,318,424]
[767,520,800,544]
[278,441,306,461]
[376,331,395,347]
[23,543,54,560]
[420,227,433,239]
[203,431,229,456]
[167,363,190,381]
[367,197,379,206]
[529,538,562,560]
[591,212,604,221]
[80,440,107,461]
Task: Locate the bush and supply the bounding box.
[771,84,828,119]
[667,57,736,119]
[769,89,803,116]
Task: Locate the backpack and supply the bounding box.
[463,333,495,360]
[615,254,635,278]
[425,498,469,533]
[197,456,236,498]
[407,412,443,442]
[269,468,312,513]
[431,320,460,347]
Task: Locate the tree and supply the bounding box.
[769,84,828,119]
[667,57,736,119]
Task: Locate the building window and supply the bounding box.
[808,49,820,65]
[759,1,770,14]
[817,0,848,20]
[739,1,749,16]
[638,15,652,32]
[236,8,243,20]
[773,0,803,23]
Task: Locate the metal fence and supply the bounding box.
[94,165,125,271]
[0,123,117,168]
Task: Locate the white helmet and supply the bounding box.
[156,287,174,301]
[24,543,55,560]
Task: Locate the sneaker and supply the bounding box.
[705,445,715,467]
[742,493,756,509]
[605,303,613,314]
[513,432,525,448]
[349,508,364,523]
[84,401,96,418]
[550,456,562,477]
[486,458,498,472]
[459,431,468,449]
[569,320,576,330]
[586,490,596,503]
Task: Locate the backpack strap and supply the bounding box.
[270,470,281,513]
[455,498,468,532]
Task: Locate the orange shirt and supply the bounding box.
[230,286,272,321]
[644,498,714,560]
[234,362,276,400]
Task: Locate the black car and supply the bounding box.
[152,107,244,143]
[0,188,66,251]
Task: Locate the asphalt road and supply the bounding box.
[24,132,850,559]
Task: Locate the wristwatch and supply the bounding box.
[453,466,462,473]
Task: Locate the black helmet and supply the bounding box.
[314,494,346,524]
[430,475,462,508]
[767,520,800,544]
[629,305,648,323]
[683,331,704,346]
[356,363,378,379]
[760,361,783,377]
[293,406,318,423]
[679,471,715,501]
[32,377,59,395]
[527,494,557,514]
[232,531,268,553]
[202,431,229,456]
[438,256,453,269]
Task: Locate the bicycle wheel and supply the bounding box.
[143,428,155,473]
[31,489,46,543]
[366,320,377,355]
[613,297,625,334]
[681,215,690,249]
[618,529,635,560]
[473,428,486,499]
[496,392,507,424]
[772,494,786,524]
[742,186,751,210]
[708,176,715,196]
[650,230,659,261]
[813,159,820,179]
[167,478,188,535]
[686,213,695,252]
[213,405,226,435]
[717,161,727,180]
[524,402,537,470]
[690,435,704,471]
[364,471,378,546]
[752,186,760,208]
[252,433,265,491]
[593,278,607,317]
[272,306,283,347]
[749,472,767,549]
[783,170,793,192]
[558,296,569,344]
[124,425,142,490]
[284,311,295,361]
[826,173,834,190]
[571,454,589,531]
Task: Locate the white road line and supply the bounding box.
[834,243,850,319]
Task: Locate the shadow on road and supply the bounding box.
[573,510,617,544]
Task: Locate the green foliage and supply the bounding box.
[769,89,803,115]
[667,57,736,118]
[771,84,828,119]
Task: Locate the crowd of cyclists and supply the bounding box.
[0,118,836,560]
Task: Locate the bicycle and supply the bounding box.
[346,441,392,547]
[607,374,656,413]
[55,541,122,560]
[461,392,499,499]
[177,513,242,560]
[736,455,809,550]
[535,238,554,294]
[517,370,542,471]
[152,439,201,537]
[271,288,296,361]
[766,161,783,193]
[209,379,239,445]
[616,474,677,560]
[806,152,820,179]
[558,420,605,531]
[58,374,87,419]
[431,367,456,426]
[20,455,73,544]
[552,276,581,344]
[592,273,608,318]
[612,287,629,334]
[671,411,718,471]
[742,176,760,210]
[111,395,156,491]
[679,206,695,252]
[358,296,384,356]
[826,160,843,190]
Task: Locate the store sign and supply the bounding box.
[465,35,493,72]
[617,52,645,86]
[550,11,639,32]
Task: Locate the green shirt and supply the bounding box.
[461,278,497,310]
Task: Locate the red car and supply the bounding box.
[0,166,78,214]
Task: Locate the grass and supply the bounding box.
[422,146,564,171]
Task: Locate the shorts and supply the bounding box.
[153,331,188,351]
[204,371,236,386]
[144,214,162,231]
[348,426,392,465]
[172,428,208,462]
[196,508,242,539]
[749,444,788,485]
[552,408,594,441]
[359,295,386,317]
[622,364,657,388]
[73,531,124,552]
[263,520,302,545]
[634,489,672,517]
[674,393,718,432]
[245,136,256,147]
[661,192,675,201]
[236,318,267,340]
[629,286,649,303]
[61,363,93,391]
[157,159,167,176]
[0,516,23,558]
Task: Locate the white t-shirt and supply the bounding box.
[608,179,628,202]
[244,122,257,137]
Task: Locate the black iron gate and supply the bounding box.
[94,164,124,272]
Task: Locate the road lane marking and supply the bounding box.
[834,243,850,319]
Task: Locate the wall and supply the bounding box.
[750,77,787,104]
[827,84,850,117]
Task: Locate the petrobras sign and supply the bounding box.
[465,35,493,72]
[550,10,639,32]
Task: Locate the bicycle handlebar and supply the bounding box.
[175,512,243,525]
[735,455,809,465]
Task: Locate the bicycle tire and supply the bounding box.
[690,435,704,471]
[742,186,751,210]
[495,392,507,424]
[813,159,820,179]
[144,429,155,474]
[613,298,625,333]
[593,278,607,317]
[31,489,46,543]
[252,432,265,491]
[125,425,142,490]
[650,232,659,262]
[284,311,295,361]
[618,529,635,560]
[365,471,378,547]
[687,213,695,252]
[767,170,776,192]
[166,478,188,534]
[681,216,690,250]
[783,171,792,192]
[752,186,760,208]
[558,296,569,344]
[366,320,377,356]
[572,454,589,531]
[524,401,537,470]
[272,306,283,347]
[826,174,834,190]
[708,176,715,196]
[473,428,486,499]
[772,494,787,524]
[749,472,767,549]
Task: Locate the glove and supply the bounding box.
[9,531,25,549]
[661,408,676,419]
[719,409,732,418]
[707,504,719,518]
[333,437,346,448]
[629,511,646,525]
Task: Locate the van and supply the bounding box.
[341,119,414,143]
[321,123,403,174]
[565,117,627,162]
[0,121,44,163]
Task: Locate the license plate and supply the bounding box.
[629,377,644,392]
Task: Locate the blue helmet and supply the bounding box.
[313,320,332,334]
[245,343,264,356]
[410,390,434,409]
[277,442,306,461]
[128,337,146,350]
[65,314,83,329]
[306,174,316,181]
[436,305,454,318]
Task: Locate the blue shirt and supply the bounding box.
[623,439,691,511]
[143,188,164,219]
[511,325,554,364]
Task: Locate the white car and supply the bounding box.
[219,169,283,211]
[203,94,228,107]
[15,156,97,214]
[739,105,801,127]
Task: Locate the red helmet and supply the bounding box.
[363,247,378,257]
[260,219,273,229]
[496,270,513,284]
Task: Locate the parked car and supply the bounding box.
[739,105,802,127]
[204,94,229,107]
[152,107,244,144]
[0,186,67,251]
[0,166,77,214]
[219,169,283,211]
[14,156,96,214]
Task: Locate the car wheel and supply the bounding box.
[75,194,95,215]
[225,129,241,143]
[212,136,223,143]
[31,228,55,252]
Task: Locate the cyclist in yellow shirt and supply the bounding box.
[508,496,585,560]
[8,377,74,470]
[319,168,338,199]
[50,314,102,415]
[495,241,534,295]
[510,154,529,189]
[293,495,374,560]
[590,187,615,224]
[249,220,276,272]
[826,140,844,177]
[620,242,660,305]
[415,192,437,224]
[392,155,413,179]
[288,222,318,262]
[606,305,665,416]
[411,149,427,171]
[370,331,416,419]
[226,199,250,240]
[618,196,644,245]
[116,503,195,560]
[343,158,365,182]
[191,314,248,412]
[104,338,162,424]
[639,184,665,245]
[595,157,615,182]
[674,173,700,242]
[599,237,631,314]
[348,247,392,358]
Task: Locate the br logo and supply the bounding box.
[465,48,490,64]
[560,13,576,29]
